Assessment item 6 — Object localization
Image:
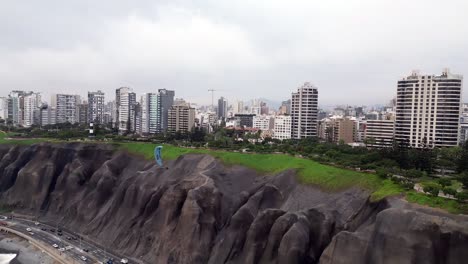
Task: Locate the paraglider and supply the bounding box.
[154,146,163,167]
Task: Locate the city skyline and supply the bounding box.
[2,1,468,105]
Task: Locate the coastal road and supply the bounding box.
[1,216,132,264]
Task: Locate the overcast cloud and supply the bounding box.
[1,0,468,106]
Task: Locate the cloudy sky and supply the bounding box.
[1,0,468,106]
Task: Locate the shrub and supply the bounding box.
[376,168,390,179]
[455,192,468,202]
[437,178,452,188]
[422,182,442,197]
[442,187,457,196]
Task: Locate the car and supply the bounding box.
[52,244,59,248]
[120,258,128,264]
[65,246,73,250]
[7,216,12,220]
[72,237,78,240]
[57,229,62,233]
[0,216,7,220]
[66,236,71,240]
[29,232,34,236]
[58,232,63,236]
[59,248,65,252]
[0,221,8,226]
[41,227,47,231]
[83,248,89,252]
[26,228,32,232]
[80,256,87,261]
[50,229,55,232]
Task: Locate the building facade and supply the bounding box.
[365,120,395,148]
[291,82,319,139]
[157,89,175,133]
[234,114,255,128]
[273,115,292,140]
[218,97,228,119]
[168,101,195,133]
[77,103,89,124]
[395,69,463,148]
[141,93,159,134]
[253,115,274,131]
[55,94,80,124]
[88,90,105,124]
[117,87,136,133]
[41,106,56,126]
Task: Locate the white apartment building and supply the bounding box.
[88,90,105,124]
[460,103,468,144]
[365,120,395,148]
[273,115,292,140]
[54,94,80,124]
[395,69,463,148]
[41,106,56,126]
[291,82,319,139]
[253,115,274,131]
[20,93,41,127]
[0,97,7,120]
[140,93,158,134]
[117,87,136,133]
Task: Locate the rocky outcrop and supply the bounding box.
[0,143,467,264]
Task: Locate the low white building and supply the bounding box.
[273,115,291,140]
[253,115,274,131]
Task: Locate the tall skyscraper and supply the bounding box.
[291,82,319,139]
[217,97,227,119]
[117,87,136,133]
[54,94,80,124]
[88,90,105,124]
[157,89,175,133]
[141,93,159,134]
[395,69,463,148]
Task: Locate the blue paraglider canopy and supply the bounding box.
[154,146,163,167]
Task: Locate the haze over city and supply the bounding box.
[2,0,468,105]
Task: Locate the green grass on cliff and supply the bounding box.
[0,131,46,145]
[118,142,403,199]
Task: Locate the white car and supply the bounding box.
[34,222,40,226]
[29,232,34,236]
[80,256,87,261]
[52,244,59,248]
[26,228,32,232]
[121,258,129,264]
[0,216,7,220]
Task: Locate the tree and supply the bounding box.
[458,171,468,189]
[458,140,468,173]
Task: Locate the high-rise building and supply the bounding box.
[117,87,136,133]
[77,103,89,124]
[168,100,195,133]
[218,97,228,119]
[0,97,7,120]
[460,103,468,144]
[273,115,292,140]
[157,89,175,133]
[365,120,395,148]
[20,92,41,127]
[41,105,56,126]
[104,101,116,125]
[395,69,463,148]
[88,90,105,124]
[278,99,291,115]
[134,102,142,134]
[291,82,319,139]
[54,94,80,124]
[140,93,159,134]
[7,91,33,126]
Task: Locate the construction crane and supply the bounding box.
[208,89,219,112]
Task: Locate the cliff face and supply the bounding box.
[0,143,467,264]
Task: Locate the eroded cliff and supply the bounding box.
[0,143,466,264]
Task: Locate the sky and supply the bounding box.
[1,0,468,106]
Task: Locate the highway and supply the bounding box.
[1,215,132,264]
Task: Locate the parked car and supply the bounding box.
[50,229,55,232]
[58,232,63,236]
[80,256,87,261]
[26,228,32,232]
[52,244,59,248]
